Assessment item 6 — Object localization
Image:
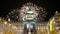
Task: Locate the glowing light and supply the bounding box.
[26,11,33,13]
[4,21,7,25]
[55,11,58,14]
[8,18,10,22]
[12,25,17,29]
[8,23,11,26]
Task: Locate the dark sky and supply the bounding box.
[0,0,60,21]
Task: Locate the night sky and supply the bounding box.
[0,0,60,21]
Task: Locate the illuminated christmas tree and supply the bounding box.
[6,2,47,22]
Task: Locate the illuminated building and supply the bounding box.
[0,2,48,34]
[49,11,60,34]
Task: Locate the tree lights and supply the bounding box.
[6,2,47,22]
